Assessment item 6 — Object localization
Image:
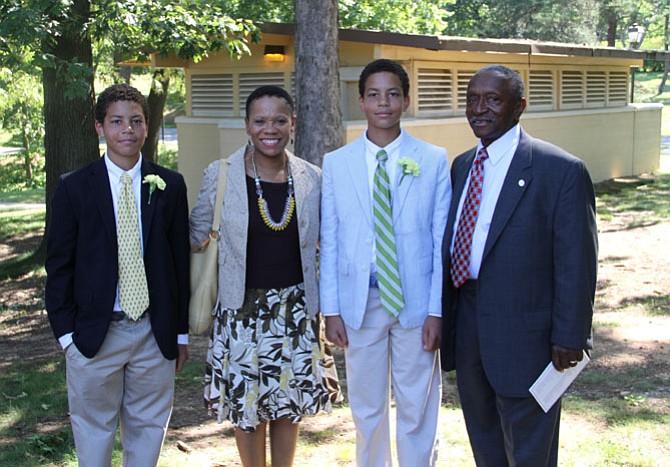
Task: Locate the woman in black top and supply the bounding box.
[190,86,340,466]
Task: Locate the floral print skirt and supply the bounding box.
[204,283,341,432]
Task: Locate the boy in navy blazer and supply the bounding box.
[45,84,190,466]
[320,59,451,466]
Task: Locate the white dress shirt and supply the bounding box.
[451,124,521,279]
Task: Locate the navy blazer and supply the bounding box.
[440,129,598,396]
[45,157,190,359]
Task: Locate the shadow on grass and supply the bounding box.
[565,394,670,427]
[0,208,45,280]
[0,251,44,281]
[571,319,670,399]
[620,293,670,316]
[0,357,75,466]
[595,173,670,231]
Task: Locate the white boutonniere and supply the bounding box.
[398,157,420,184]
[143,174,166,204]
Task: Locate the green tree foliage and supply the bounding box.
[0,0,257,260]
[95,0,258,63]
[0,69,44,186]
[217,0,294,23]
[214,0,448,34]
[93,0,258,162]
[339,0,447,34]
[443,0,601,43]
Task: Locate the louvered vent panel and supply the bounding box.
[191,74,233,117]
[417,68,453,116]
[238,73,286,114]
[528,70,554,110]
[456,70,477,113]
[608,71,628,105]
[586,71,606,105]
[560,70,584,107]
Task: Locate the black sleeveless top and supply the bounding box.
[245,175,303,289]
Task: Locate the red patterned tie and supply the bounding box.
[451,148,488,288]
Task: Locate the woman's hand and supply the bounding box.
[190,237,210,253]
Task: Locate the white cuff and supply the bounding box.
[58,333,73,350]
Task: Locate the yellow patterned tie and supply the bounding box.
[117,173,149,320]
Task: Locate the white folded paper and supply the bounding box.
[529,352,590,413]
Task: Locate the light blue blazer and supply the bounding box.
[319,132,452,330]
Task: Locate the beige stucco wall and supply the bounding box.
[632,103,664,175]
[177,104,661,208]
[172,33,658,209]
[343,104,661,182]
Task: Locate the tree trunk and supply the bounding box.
[294,0,343,166]
[21,126,33,181]
[119,65,132,84]
[38,0,99,261]
[659,60,670,95]
[606,12,617,47]
[142,68,170,164]
[659,14,670,95]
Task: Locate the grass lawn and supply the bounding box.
[1,172,669,466]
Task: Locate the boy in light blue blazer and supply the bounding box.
[320,59,452,466]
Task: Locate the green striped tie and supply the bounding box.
[373,149,405,316]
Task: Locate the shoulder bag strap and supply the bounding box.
[211,158,228,235]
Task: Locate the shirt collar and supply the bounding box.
[364,128,405,158]
[104,152,143,182]
[478,124,520,166]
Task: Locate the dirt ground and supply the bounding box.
[1,175,669,465]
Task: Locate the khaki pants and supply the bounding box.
[65,316,175,467]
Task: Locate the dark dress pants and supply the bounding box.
[454,280,560,467]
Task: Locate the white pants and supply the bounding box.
[65,317,175,467]
[344,288,441,467]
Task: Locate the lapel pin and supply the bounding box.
[518,179,526,187]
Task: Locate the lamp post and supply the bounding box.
[628,24,646,49]
[628,24,646,103]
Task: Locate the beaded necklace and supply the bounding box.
[251,151,295,231]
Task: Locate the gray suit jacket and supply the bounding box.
[190,146,321,316]
[320,132,451,329]
[441,128,598,396]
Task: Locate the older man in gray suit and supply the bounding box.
[441,65,598,466]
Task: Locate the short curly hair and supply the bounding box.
[358,59,410,98]
[245,85,295,119]
[94,84,149,124]
[474,65,525,102]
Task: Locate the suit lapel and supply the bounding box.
[90,158,117,246]
[287,151,308,227]
[392,140,419,221]
[345,137,373,228]
[482,130,534,261]
[443,148,477,260]
[140,161,158,247]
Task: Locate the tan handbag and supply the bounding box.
[189,159,227,335]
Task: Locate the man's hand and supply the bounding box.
[551,344,583,372]
[176,344,189,372]
[325,315,348,349]
[422,316,441,352]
